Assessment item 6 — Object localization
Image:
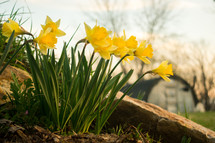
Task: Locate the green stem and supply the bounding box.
[108,56,113,74]
[66,24,81,48]
[83,51,95,87]
[74,38,89,52]
[98,71,152,134]
[108,54,128,76]
[74,39,88,76]
[61,40,88,126]
[25,32,35,39]
[124,71,152,96]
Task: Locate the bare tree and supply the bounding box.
[82,0,128,34]
[172,41,215,110]
[136,0,176,41]
[191,42,215,110]
[130,0,178,79]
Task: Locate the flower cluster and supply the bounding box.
[2,16,66,55]
[84,23,153,65]
[85,23,173,81]
[84,23,173,81]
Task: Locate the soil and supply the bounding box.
[0,119,143,143]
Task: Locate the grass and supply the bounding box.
[184,112,215,131]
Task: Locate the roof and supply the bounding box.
[121,78,161,101]
[121,76,199,105]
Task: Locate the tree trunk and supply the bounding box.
[201,64,211,111]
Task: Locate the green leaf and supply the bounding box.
[26,43,53,115]
[0,31,15,74]
[51,50,55,67]
[56,43,66,75]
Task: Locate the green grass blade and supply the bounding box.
[47,61,60,127]
[66,24,80,48]
[0,0,9,5]
[0,31,15,72]
[56,43,66,75]
[26,43,53,115]
[51,50,55,67]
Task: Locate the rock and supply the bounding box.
[0,65,31,104]
[108,92,215,143]
[194,102,205,112]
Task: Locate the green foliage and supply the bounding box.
[25,40,133,134]
[183,102,189,119]
[9,73,39,115]
[0,1,31,72]
[0,74,39,126]
[110,124,125,136]
[181,136,191,143]
[7,73,39,125]
[188,112,215,131]
[106,123,162,143]
[0,31,14,74]
[137,91,145,100]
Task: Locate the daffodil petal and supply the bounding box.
[99,51,111,59]
[56,29,66,37]
[46,16,52,24]
[55,19,61,27]
[160,75,171,82]
[152,60,173,82]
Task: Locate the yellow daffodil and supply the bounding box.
[112,34,128,57]
[126,35,138,55]
[93,37,114,59]
[84,22,115,59]
[2,18,27,42]
[34,28,57,55]
[111,31,137,63]
[134,41,153,64]
[41,16,66,37]
[152,61,173,82]
[122,56,134,64]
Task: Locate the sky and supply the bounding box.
[1,0,215,52]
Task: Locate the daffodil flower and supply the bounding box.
[41,16,66,37]
[134,41,153,64]
[112,34,128,57]
[34,28,57,55]
[112,31,138,64]
[84,22,115,59]
[2,18,28,42]
[126,36,138,52]
[152,61,173,82]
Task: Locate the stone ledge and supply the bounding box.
[108,92,215,143]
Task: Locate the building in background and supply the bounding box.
[121,77,199,113]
